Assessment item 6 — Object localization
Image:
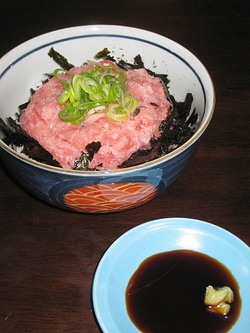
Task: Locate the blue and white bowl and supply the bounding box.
[0,25,215,213]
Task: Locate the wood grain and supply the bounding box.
[0,0,249,331]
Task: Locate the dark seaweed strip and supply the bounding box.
[172,92,194,120]
[0,117,31,146]
[119,139,160,168]
[85,141,101,159]
[95,48,115,61]
[17,88,37,115]
[74,141,101,170]
[158,93,196,154]
[0,117,60,166]
[133,54,145,68]
[48,47,74,70]
[22,142,61,167]
[117,55,170,92]
[116,54,147,70]
[120,93,196,168]
[186,109,198,127]
[19,101,30,111]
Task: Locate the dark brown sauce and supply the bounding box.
[126,250,241,333]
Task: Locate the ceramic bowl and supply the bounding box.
[92,218,250,332]
[0,25,215,213]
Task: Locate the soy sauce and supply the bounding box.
[126,250,241,333]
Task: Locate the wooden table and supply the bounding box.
[0,0,249,331]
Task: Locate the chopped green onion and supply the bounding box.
[54,64,139,124]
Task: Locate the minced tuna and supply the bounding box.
[19,60,172,170]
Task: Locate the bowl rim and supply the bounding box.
[0,24,216,175]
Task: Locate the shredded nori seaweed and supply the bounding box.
[48,47,74,70]
[0,118,60,166]
[95,47,114,60]
[74,141,101,170]
[117,55,170,89]
[119,94,196,168]
[0,49,198,170]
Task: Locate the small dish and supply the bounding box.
[92,217,250,332]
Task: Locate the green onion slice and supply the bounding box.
[54,64,139,124]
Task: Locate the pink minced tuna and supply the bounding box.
[20,61,172,170]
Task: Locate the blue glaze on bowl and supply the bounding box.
[0,137,199,212]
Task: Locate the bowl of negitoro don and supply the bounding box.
[0,25,215,213]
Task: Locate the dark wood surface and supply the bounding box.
[0,1,249,332]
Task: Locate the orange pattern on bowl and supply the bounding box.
[63,182,157,213]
